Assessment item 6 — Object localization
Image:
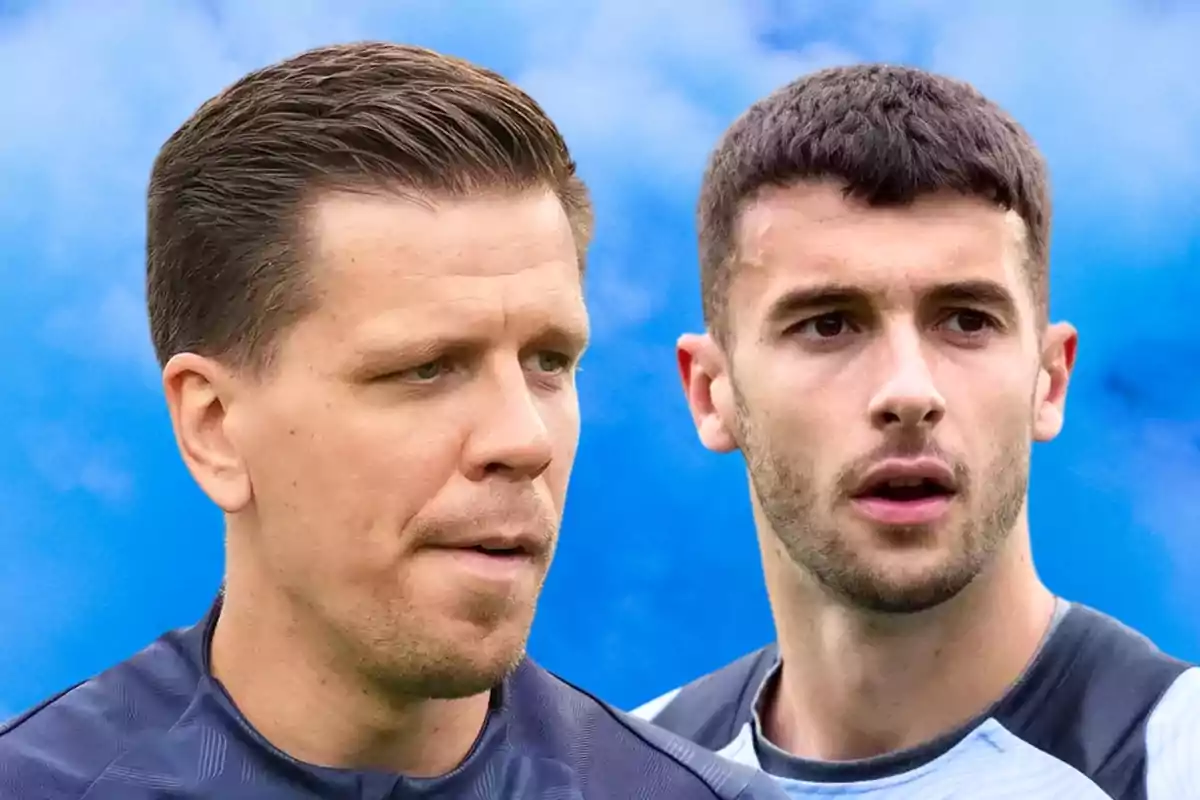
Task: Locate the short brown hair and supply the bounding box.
[698,64,1050,338]
[147,41,592,372]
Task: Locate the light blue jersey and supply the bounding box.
[632,602,1199,799]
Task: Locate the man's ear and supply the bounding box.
[677,332,739,453]
[1033,321,1078,443]
[162,353,253,512]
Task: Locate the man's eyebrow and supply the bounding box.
[347,336,461,374]
[525,320,591,353]
[763,280,1019,323]
[926,280,1018,315]
[763,284,871,325]
[347,320,591,372]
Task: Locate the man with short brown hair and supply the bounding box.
[0,42,786,800]
[635,64,1199,798]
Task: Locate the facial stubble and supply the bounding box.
[352,508,559,701]
[733,384,1029,615]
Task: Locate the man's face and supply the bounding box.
[216,189,587,697]
[680,181,1075,614]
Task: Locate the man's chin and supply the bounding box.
[366,640,527,701]
[417,614,533,697]
[821,560,980,615]
[850,585,964,615]
[414,646,527,700]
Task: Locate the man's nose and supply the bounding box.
[866,329,946,432]
[462,368,554,482]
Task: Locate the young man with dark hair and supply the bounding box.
[0,42,787,800]
[635,64,1199,798]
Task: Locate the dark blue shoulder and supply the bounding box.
[629,645,778,753]
[994,603,1191,799]
[508,661,785,799]
[0,626,203,800]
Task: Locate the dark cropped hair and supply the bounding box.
[698,64,1049,338]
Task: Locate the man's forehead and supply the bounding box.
[295,273,588,365]
[352,279,588,335]
[301,188,582,297]
[284,190,589,354]
[730,186,1030,306]
[304,187,579,279]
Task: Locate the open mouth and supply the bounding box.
[852,473,957,526]
[859,477,955,503]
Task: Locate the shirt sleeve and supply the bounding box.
[1146,666,1200,799]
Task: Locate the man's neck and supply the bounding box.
[209,574,492,778]
[759,524,1055,763]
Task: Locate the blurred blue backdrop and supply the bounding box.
[1,0,1198,719]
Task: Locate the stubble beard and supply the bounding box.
[735,396,1030,615]
[353,513,558,701]
[341,592,537,702]
[313,564,547,704]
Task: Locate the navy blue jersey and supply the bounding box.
[0,599,787,800]
[633,602,1200,799]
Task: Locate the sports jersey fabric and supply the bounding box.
[0,597,788,800]
[632,602,1199,799]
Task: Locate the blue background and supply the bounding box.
[1,0,1198,718]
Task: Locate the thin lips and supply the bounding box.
[853,458,958,496]
[429,526,547,556]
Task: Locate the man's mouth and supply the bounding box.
[850,461,959,526]
[857,476,956,503]
[428,536,544,582]
[463,543,529,558]
[429,527,548,566]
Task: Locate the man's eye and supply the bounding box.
[406,360,445,382]
[796,312,852,339]
[943,309,995,335]
[530,351,573,374]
